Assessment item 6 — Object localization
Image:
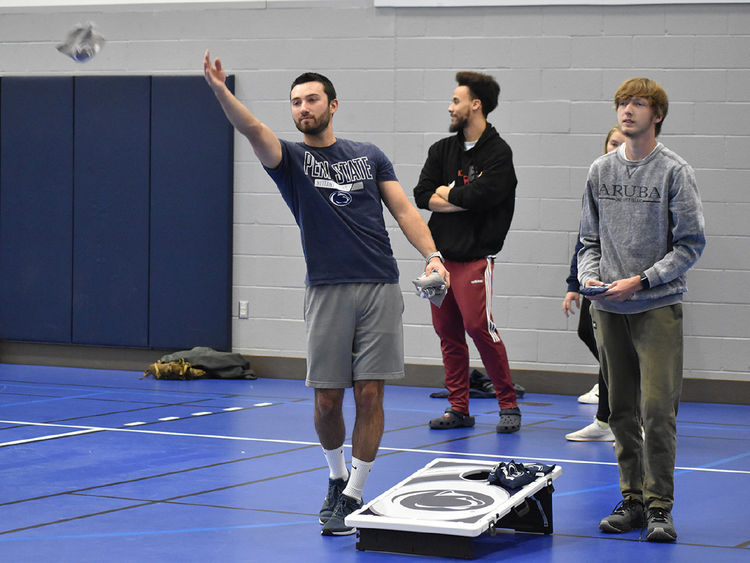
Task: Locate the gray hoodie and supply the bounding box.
[578,143,705,314]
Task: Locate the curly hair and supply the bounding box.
[455,71,500,117]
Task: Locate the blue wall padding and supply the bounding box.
[0,75,234,351]
[149,76,234,351]
[73,76,151,347]
[0,77,74,343]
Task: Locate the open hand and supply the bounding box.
[203,50,226,91]
[562,292,580,317]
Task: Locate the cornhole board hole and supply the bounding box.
[346,458,562,559]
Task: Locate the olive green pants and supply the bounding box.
[592,304,683,511]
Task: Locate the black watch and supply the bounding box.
[639,272,650,289]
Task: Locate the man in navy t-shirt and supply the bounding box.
[204,52,449,536]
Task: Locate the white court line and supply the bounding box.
[1,419,748,475]
[0,428,100,447]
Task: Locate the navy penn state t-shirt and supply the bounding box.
[265,138,400,286]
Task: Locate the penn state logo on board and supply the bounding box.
[393,489,494,512]
[330,191,352,207]
[369,480,508,521]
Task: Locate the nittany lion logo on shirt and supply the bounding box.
[392,489,494,512]
[330,191,352,207]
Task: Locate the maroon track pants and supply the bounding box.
[431,257,516,414]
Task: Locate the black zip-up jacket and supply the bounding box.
[413,123,517,261]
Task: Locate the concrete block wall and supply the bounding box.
[0,0,747,384]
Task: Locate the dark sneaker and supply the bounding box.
[321,493,363,536]
[599,499,645,533]
[319,477,347,524]
[646,507,677,542]
[496,407,521,433]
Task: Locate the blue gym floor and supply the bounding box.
[1,362,748,562]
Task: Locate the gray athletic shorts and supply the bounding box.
[304,283,405,389]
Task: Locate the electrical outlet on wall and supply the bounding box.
[238,300,249,319]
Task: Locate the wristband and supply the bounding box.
[425,251,444,264]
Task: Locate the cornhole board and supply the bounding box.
[346,458,562,559]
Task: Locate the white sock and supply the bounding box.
[342,457,373,501]
[322,446,348,481]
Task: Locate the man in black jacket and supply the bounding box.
[413,71,520,433]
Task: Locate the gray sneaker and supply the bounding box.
[646,507,677,542]
[599,499,645,533]
[321,493,363,536]
[319,477,347,524]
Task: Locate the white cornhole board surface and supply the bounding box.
[347,458,562,537]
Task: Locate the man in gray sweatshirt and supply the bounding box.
[578,78,705,543]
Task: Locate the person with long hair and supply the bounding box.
[563,125,626,442]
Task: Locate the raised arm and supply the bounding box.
[203,50,282,169]
[380,180,450,285]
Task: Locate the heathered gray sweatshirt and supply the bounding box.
[577,142,705,314]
